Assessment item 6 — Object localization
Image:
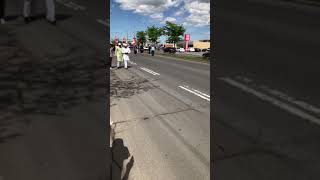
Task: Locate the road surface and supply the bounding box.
[0,0,110,180]
[214,0,320,179]
[110,53,210,179]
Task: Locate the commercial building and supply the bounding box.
[193,40,210,50]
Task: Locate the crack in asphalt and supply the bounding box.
[112,107,199,133]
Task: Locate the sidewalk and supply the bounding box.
[0,21,109,179]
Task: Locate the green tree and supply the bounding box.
[163,21,185,48]
[136,31,147,46]
[146,26,163,44]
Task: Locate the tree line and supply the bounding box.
[136,21,186,48]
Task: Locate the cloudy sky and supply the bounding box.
[110,0,210,42]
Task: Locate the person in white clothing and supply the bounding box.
[122,43,131,69]
[23,0,56,25]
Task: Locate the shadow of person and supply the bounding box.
[111,138,134,180]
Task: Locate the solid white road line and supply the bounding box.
[140,67,160,76]
[179,85,210,101]
[259,86,320,115]
[235,75,320,115]
[96,19,108,26]
[219,77,320,126]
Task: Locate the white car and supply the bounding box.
[179,48,185,52]
[189,48,195,52]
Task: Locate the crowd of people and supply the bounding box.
[0,0,56,25]
[109,42,157,70]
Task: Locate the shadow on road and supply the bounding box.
[111,138,134,180]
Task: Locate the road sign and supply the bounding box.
[184,34,190,41]
[184,34,190,50]
[133,37,136,45]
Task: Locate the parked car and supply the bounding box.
[143,47,149,50]
[202,49,207,52]
[194,48,201,52]
[202,52,210,58]
[207,48,210,51]
[189,48,195,52]
[179,48,185,52]
[163,47,176,54]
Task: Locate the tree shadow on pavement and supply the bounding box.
[111,138,134,180]
[110,70,157,100]
[0,28,107,144]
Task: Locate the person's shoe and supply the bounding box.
[0,18,6,24]
[47,19,56,25]
[24,17,32,24]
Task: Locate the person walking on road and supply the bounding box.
[151,45,155,56]
[23,0,56,25]
[0,0,5,24]
[122,43,131,69]
[148,45,151,54]
[140,44,144,54]
[133,45,138,56]
[115,43,123,69]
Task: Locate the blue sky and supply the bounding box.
[110,0,210,43]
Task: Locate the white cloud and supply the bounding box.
[174,7,186,16]
[115,0,182,19]
[150,13,164,20]
[114,0,210,27]
[161,17,177,24]
[183,0,210,27]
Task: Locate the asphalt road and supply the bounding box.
[214,0,320,179]
[0,1,109,180]
[110,53,210,179]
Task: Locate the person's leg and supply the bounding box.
[23,0,32,18]
[45,0,56,22]
[124,60,128,69]
[117,61,120,68]
[109,57,112,69]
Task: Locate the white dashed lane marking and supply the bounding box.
[179,85,210,101]
[140,67,160,76]
[56,0,86,10]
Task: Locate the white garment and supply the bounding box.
[122,47,131,61]
[24,0,56,21]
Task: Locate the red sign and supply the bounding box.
[184,34,190,41]
[133,37,136,45]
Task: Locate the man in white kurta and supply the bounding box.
[23,0,56,24]
[121,43,131,69]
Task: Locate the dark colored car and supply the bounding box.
[202,49,207,52]
[163,47,176,54]
[202,52,210,58]
[194,48,201,52]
